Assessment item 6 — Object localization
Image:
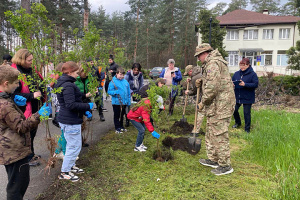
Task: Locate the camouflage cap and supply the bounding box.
[183,65,194,75]
[194,43,213,57]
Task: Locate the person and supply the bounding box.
[11,49,43,167]
[183,65,204,135]
[54,61,93,182]
[159,59,182,115]
[127,96,163,152]
[124,63,144,101]
[87,58,106,121]
[108,67,131,134]
[0,64,50,200]
[232,58,259,133]
[2,54,12,66]
[105,54,119,99]
[138,78,166,99]
[194,43,235,176]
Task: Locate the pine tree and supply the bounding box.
[223,0,248,15]
[250,0,280,14]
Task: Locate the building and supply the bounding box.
[197,9,300,75]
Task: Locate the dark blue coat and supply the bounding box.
[232,66,259,104]
[55,74,90,125]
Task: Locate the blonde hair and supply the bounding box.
[11,49,32,66]
[0,64,20,84]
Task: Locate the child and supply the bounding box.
[108,67,131,134]
[0,65,50,199]
[127,96,163,152]
[54,61,93,182]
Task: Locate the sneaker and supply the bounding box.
[120,128,127,132]
[115,128,123,134]
[211,165,234,176]
[32,155,41,160]
[71,165,84,174]
[102,108,108,112]
[134,145,147,152]
[199,159,219,168]
[140,143,148,150]
[99,114,105,121]
[59,172,79,182]
[232,124,241,128]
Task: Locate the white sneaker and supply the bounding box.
[140,143,148,150]
[134,145,147,152]
[59,172,79,182]
[71,165,84,174]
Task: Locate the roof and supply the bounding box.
[216,9,300,26]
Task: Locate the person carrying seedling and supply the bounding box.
[183,65,204,135]
[108,67,131,134]
[194,43,235,176]
[127,95,163,152]
[0,64,50,199]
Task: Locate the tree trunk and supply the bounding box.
[134,0,140,63]
[147,27,149,69]
[84,0,89,31]
[21,0,31,14]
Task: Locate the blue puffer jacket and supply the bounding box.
[55,74,90,125]
[159,67,182,86]
[108,76,131,106]
[124,70,144,94]
[232,66,259,104]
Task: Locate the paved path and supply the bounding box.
[0,100,114,200]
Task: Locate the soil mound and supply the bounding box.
[170,121,194,135]
[162,136,200,155]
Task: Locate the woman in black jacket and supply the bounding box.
[232,58,259,133]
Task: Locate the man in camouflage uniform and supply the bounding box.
[183,65,204,134]
[194,43,235,175]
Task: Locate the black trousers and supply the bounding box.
[233,103,252,132]
[95,92,103,115]
[5,156,30,200]
[28,128,38,160]
[112,105,128,130]
[169,93,177,115]
[105,80,110,94]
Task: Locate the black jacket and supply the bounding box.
[138,84,150,99]
[55,74,90,125]
[105,62,119,81]
[232,66,259,104]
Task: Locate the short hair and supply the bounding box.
[132,63,142,71]
[11,49,32,66]
[62,61,79,74]
[109,54,114,60]
[167,59,175,65]
[240,58,250,65]
[56,62,64,72]
[155,78,166,86]
[0,64,20,84]
[116,67,125,74]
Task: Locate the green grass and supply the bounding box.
[38,106,300,200]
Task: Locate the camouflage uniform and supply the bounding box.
[196,47,235,167]
[0,92,40,165]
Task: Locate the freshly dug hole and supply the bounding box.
[162,136,200,155]
[152,147,173,162]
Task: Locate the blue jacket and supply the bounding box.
[108,76,131,106]
[232,66,259,104]
[159,67,182,86]
[124,70,144,94]
[55,74,90,125]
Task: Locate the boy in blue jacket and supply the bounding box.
[108,67,131,133]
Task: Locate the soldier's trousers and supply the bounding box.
[5,156,30,200]
[205,116,232,166]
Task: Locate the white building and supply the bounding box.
[197,9,300,75]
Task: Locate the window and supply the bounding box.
[263,29,274,39]
[261,51,273,66]
[279,28,290,39]
[226,30,239,40]
[243,29,258,40]
[227,51,239,66]
[277,50,289,66]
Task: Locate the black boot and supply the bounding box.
[99,113,105,121]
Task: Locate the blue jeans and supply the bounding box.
[59,123,82,172]
[130,120,146,147]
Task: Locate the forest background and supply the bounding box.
[0,0,299,69]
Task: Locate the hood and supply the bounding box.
[191,66,202,77]
[55,73,76,88]
[240,66,254,75]
[204,49,228,66]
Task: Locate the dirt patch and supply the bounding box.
[152,147,173,162]
[169,121,194,135]
[162,136,201,155]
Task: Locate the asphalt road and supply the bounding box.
[0,100,114,200]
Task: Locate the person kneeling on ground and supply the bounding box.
[0,65,50,200]
[127,95,163,152]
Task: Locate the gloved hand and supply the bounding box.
[98,87,103,90]
[197,102,204,111]
[14,95,27,106]
[151,131,160,139]
[195,78,202,88]
[88,102,94,110]
[85,111,92,119]
[38,103,51,117]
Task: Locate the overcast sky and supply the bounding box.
[89,0,288,15]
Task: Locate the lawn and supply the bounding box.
[37,105,299,200]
